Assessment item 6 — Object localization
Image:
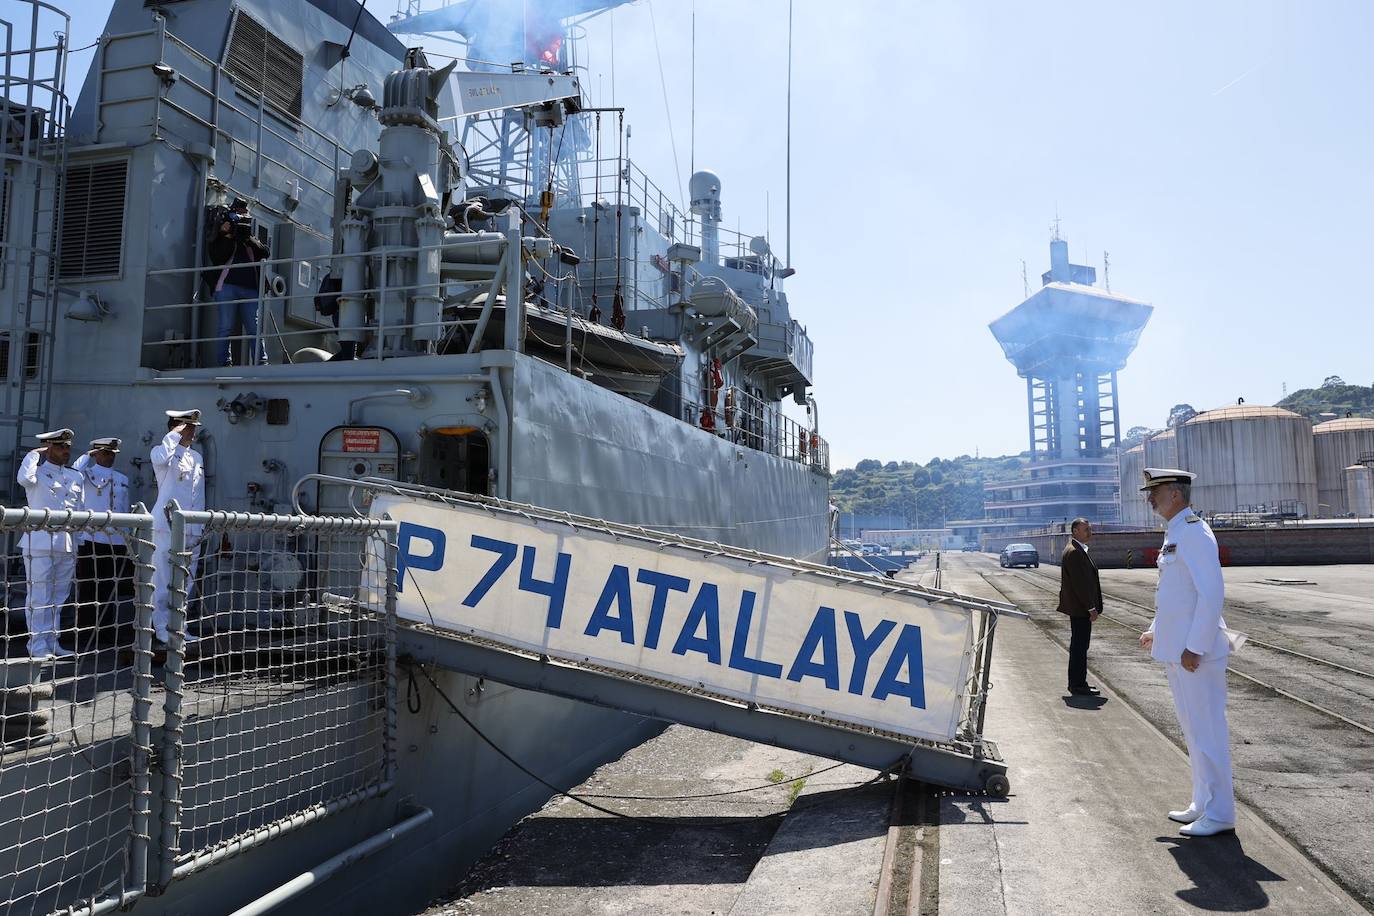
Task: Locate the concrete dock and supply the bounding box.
[415,555,1371,914]
[934,557,1363,914]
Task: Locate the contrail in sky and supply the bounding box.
[1212,60,1266,96]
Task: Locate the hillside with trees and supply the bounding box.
[831,454,1029,527]
[1277,377,1374,422]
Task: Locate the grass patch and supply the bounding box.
[766,769,786,784]
[786,777,807,805]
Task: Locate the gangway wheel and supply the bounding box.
[985,773,1010,798]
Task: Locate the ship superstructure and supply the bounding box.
[0,0,830,911]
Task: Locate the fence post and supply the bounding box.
[126,506,158,901]
[156,500,190,889]
[382,525,399,788]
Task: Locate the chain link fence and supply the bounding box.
[0,505,398,914]
[0,507,156,916]
[158,508,397,884]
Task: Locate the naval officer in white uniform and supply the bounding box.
[16,428,85,658]
[1138,468,1236,837]
[73,437,132,643]
[150,409,205,645]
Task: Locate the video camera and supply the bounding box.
[208,203,252,242]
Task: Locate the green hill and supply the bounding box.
[831,454,1029,527]
[1277,377,1374,422]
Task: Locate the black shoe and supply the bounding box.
[1069,685,1101,696]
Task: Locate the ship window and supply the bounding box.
[58,159,128,280]
[0,332,8,379]
[223,10,304,120]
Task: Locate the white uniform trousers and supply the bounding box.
[23,551,76,657]
[150,526,201,642]
[1165,656,1236,824]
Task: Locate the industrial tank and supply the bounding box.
[1347,464,1374,518]
[1177,404,1317,517]
[1117,443,1151,527]
[1313,417,1374,516]
[1143,427,1178,469]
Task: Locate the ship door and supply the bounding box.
[419,427,491,496]
[316,426,401,514]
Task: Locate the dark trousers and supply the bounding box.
[1068,614,1093,688]
[75,541,132,646]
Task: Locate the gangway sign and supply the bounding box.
[371,489,1016,746]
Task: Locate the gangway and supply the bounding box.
[300,477,1026,795]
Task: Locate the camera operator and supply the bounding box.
[207,197,269,366]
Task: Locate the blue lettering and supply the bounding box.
[519,546,571,629]
[396,522,445,593]
[636,569,690,650]
[727,590,783,678]
[787,606,840,690]
[672,583,722,664]
[584,565,635,643]
[462,536,518,607]
[872,624,926,708]
[843,612,896,696]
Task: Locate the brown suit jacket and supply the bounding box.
[1056,540,1102,618]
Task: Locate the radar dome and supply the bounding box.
[689,170,722,217]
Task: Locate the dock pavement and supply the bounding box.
[416,555,1366,914]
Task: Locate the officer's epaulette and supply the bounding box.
[1186,515,1202,523]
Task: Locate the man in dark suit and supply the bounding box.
[1057,517,1102,695]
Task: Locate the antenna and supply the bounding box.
[1021,259,1029,297]
[1103,250,1111,292]
[1051,206,1061,241]
[785,0,794,269]
[690,1,695,176]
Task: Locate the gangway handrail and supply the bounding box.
[292,474,1024,618]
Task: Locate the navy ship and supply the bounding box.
[0,0,828,912]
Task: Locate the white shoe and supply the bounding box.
[1179,815,1235,837]
[1168,804,1201,824]
[51,644,76,659]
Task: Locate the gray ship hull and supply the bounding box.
[6,352,827,914]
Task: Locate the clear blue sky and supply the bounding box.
[69,1,1374,469]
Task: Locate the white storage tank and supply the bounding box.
[1346,464,1374,517]
[1143,427,1178,469]
[1117,443,1151,527]
[1178,403,1317,517]
[1313,417,1374,516]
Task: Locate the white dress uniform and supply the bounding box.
[1144,474,1236,829]
[73,442,133,638]
[150,412,206,643]
[72,453,131,543]
[16,432,85,658]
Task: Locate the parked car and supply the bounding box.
[960,544,978,552]
[999,543,1039,568]
[861,543,886,555]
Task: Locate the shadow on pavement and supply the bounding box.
[1156,834,1284,911]
[1062,694,1108,710]
[451,783,893,892]
[938,795,1029,827]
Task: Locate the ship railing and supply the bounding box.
[0,504,400,913]
[140,241,674,367]
[0,506,157,916]
[0,0,73,504]
[679,384,830,474]
[141,243,498,365]
[565,156,788,279]
[96,22,351,206]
